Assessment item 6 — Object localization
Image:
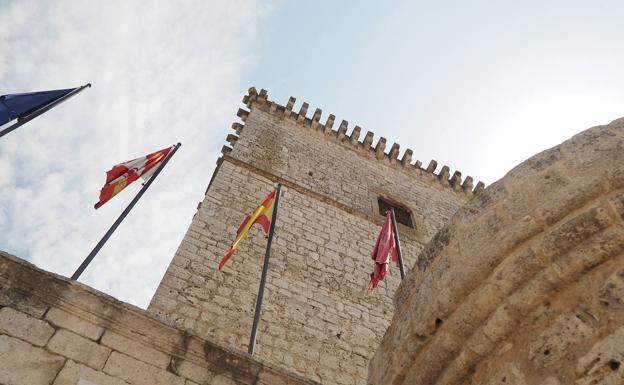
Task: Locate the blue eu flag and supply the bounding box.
[0,88,76,126]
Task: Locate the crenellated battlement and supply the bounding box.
[222,87,484,196]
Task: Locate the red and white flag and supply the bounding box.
[94,146,173,209]
[368,210,399,290]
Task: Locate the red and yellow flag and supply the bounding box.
[94,146,172,209]
[219,190,276,269]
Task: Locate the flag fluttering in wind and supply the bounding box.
[219,190,276,269]
[72,143,181,281]
[220,184,282,356]
[0,84,91,139]
[368,210,399,290]
[0,88,75,126]
[94,146,173,209]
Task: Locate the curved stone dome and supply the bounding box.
[369,118,624,385]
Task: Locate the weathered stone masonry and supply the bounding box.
[148,88,480,384]
[369,118,624,385]
[0,251,315,385]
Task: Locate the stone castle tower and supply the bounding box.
[148,87,483,384]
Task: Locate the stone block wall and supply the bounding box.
[228,89,481,241]
[0,251,315,385]
[369,118,624,385]
[148,88,475,384]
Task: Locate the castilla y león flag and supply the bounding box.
[219,190,276,269]
[94,146,173,209]
[368,210,399,290]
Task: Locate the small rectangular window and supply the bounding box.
[378,198,414,228]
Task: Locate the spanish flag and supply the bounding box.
[219,190,276,269]
[94,146,173,209]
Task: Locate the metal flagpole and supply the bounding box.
[0,83,91,139]
[71,142,181,280]
[248,183,282,355]
[390,208,406,279]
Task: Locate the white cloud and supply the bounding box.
[0,0,272,307]
[478,90,624,183]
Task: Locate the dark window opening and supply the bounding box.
[378,198,414,228]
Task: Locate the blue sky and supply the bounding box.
[0,0,623,308]
[251,1,624,182]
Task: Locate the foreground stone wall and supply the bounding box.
[148,89,474,384]
[0,251,315,385]
[369,118,624,385]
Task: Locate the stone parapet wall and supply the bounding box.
[0,251,315,385]
[369,118,624,385]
